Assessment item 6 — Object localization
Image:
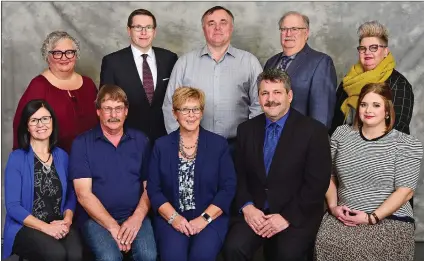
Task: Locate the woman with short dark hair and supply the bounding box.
[3,99,83,261]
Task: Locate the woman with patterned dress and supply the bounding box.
[3,99,82,261]
[315,83,423,261]
[147,87,237,261]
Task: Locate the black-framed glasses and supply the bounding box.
[129,25,155,32]
[279,27,306,34]
[101,106,126,114]
[177,107,202,115]
[356,44,387,54]
[28,116,52,126]
[48,50,77,60]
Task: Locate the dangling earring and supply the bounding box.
[385,115,389,119]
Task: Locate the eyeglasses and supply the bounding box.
[49,50,77,60]
[177,107,202,115]
[101,106,126,114]
[357,44,387,54]
[28,116,52,126]
[129,25,155,32]
[279,27,306,34]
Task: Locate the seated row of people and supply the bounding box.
[4,69,422,261]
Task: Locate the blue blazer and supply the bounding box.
[147,127,236,242]
[264,44,337,128]
[2,146,76,259]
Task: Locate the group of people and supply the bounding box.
[2,5,422,261]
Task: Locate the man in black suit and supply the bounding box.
[100,9,178,142]
[223,69,332,261]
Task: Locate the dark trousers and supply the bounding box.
[155,209,223,261]
[12,225,83,261]
[222,216,320,261]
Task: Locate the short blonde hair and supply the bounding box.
[41,31,81,62]
[354,82,395,133]
[358,21,389,45]
[172,87,206,111]
[96,84,129,109]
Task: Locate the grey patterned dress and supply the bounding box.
[32,157,63,223]
[178,157,196,212]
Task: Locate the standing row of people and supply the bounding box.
[3,4,421,261]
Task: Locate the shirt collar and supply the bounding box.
[281,52,297,60]
[94,124,134,141]
[131,44,155,60]
[265,109,290,129]
[200,44,236,58]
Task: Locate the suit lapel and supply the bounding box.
[267,109,298,179]
[193,128,206,207]
[253,115,267,185]
[152,47,164,106]
[170,130,180,207]
[286,44,311,77]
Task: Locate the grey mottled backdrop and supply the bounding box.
[2,2,424,240]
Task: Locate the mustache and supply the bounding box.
[107,118,120,123]
[264,101,281,107]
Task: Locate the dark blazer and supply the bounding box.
[147,127,237,241]
[100,46,178,142]
[264,44,337,129]
[234,109,331,228]
[330,69,414,135]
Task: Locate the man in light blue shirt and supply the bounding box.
[162,6,263,148]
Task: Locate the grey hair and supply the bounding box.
[257,68,292,93]
[278,11,310,29]
[357,21,389,45]
[41,31,81,62]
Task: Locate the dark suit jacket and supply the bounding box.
[147,127,237,241]
[264,44,337,129]
[234,109,331,228]
[100,46,178,142]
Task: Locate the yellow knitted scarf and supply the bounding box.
[341,52,396,117]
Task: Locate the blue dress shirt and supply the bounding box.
[240,110,290,212]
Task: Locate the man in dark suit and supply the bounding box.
[100,9,178,142]
[223,69,332,261]
[264,11,337,129]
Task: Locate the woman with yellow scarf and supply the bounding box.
[330,21,414,135]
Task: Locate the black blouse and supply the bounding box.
[32,157,63,223]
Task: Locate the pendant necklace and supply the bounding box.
[35,153,52,174]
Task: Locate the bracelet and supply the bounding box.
[367,214,373,225]
[371,212,380,224]
[168,211,178,225]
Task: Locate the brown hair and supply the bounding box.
[96,84,129,109]
[201,6,234,25]
[127,9,157,28]
[172,87,206,111]
[353,82,395,132]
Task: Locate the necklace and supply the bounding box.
[179,133,199,160]
[35,153,52,174]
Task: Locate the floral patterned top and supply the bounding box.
[32,157,63,222]
[178,157,196,212]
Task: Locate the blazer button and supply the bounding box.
[265,188,268,191]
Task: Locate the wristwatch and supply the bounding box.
[201,212,212,223]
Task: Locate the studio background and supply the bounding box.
[2,1,424,240]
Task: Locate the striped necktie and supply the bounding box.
[278,56,292,71]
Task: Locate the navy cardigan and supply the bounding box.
[2,146,76,259]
